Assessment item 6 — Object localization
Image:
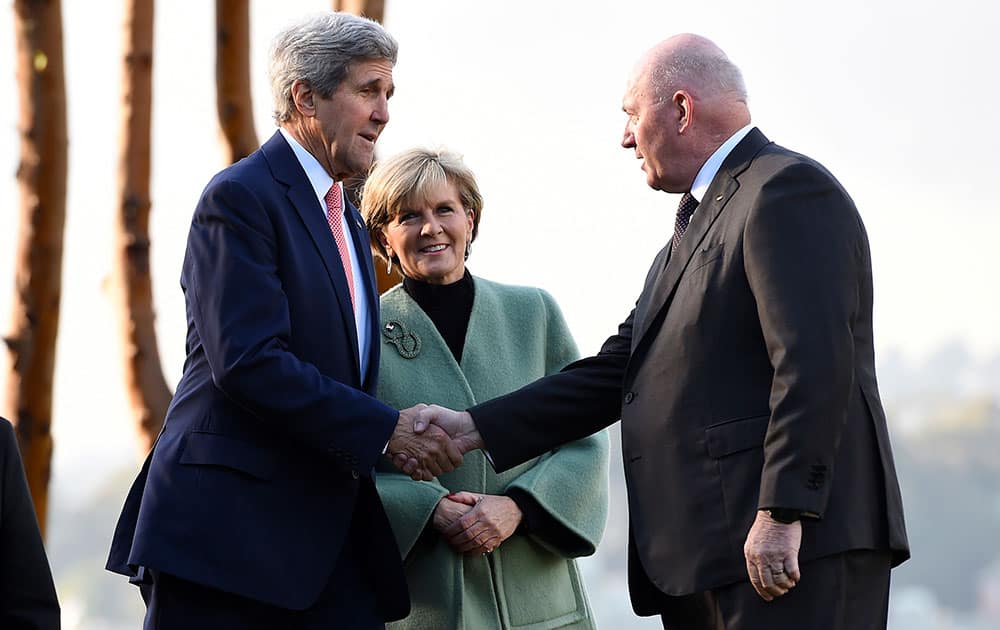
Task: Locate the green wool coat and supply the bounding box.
[375,276,609,630]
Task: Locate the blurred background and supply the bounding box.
[1,0,998,628]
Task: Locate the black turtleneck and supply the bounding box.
[402,269,475,364]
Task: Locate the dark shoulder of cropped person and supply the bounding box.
[1,417,60,629]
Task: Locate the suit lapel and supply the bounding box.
[260,132,362,380]
[630,244,671,348]
[345,198,380,388]
[630,185,733,351]
[630,129,771,352]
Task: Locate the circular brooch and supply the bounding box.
[382,320,421,359]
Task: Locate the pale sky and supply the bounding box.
[1,0,997,496]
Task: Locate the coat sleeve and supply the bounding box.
[743,161,864,517]
[0,419,60,628]
[502,291,610,557]
[184,178,397,470]
[374,467,449,558]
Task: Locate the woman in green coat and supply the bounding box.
[361,148,609,630]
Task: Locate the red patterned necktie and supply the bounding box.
[672,192,699,250]
[325,183,356,311]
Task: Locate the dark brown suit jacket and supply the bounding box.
[470,128,909,613]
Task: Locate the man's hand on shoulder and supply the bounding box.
[743,509,802,601]
[387,405,463,481]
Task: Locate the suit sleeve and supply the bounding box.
[471,292,628,473]
[185,178,397,470]
[501,291,610,557]
[0,420,60,628]
[743,162,864,517]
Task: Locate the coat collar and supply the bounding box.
[630,128,771,351]
[380,282,479,408]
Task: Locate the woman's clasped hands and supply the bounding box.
[432,491,523,556]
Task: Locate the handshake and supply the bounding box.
[386,405,484,480]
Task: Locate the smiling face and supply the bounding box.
[380,180,475,285]
[290,58,395,180]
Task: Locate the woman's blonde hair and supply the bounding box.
[361,147,484,262]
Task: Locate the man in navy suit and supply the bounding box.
[107,12,461,629]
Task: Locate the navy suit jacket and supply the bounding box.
[107,131,409,618]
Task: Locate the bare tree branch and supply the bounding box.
[7,0,70,535]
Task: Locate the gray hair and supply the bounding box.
[268,12,398,123]
[650,48,748,103]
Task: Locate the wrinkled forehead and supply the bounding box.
[623,64,654,108]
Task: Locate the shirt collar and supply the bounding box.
[278,127,338,208]
[690,123,754,203]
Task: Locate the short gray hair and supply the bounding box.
[269,12,398,123]
[650,48,747,103]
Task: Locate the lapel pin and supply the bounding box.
[382,320,421,359]
[715,195,723,202]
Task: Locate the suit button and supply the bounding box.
[624,391,635,404]
[351,470,360,480]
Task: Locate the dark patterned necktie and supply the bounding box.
[672,192,699,250]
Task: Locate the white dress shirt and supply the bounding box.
[690,123,754,204]
[279,128,372,381]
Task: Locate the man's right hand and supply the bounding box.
[412,405,484,455]
[387,405,464,481]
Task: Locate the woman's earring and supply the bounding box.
[464,240,471,261]
[385,252,394,275]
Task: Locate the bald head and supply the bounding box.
[621,34,752,192]
[637,34,748,112]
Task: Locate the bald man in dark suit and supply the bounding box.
[411,34,909,630]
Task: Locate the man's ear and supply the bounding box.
[674,90,693,133]
[291,79,316,117]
